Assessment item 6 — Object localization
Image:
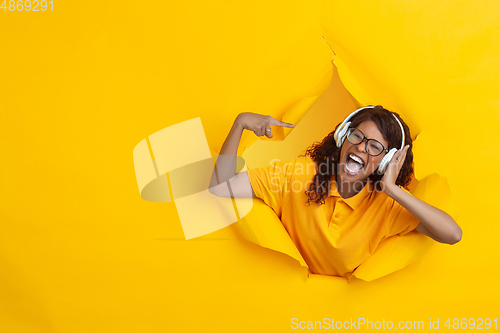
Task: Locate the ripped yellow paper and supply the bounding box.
[236,71,458,281]
[135,63,458,281]
[2,0,499,331]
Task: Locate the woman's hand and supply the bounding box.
[209,112,296,197]
[236,112,295,138]
[381,145,410,192]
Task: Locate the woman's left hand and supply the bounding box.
[381,145,410,192]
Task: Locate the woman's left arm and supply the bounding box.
[381,145,462,245]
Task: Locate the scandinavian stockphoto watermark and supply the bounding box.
[134,118,255,240]
[291,317,498,330]
[267,158,388,195]
[291,318,424,330]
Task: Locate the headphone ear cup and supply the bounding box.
[334,122,351,148]
[378,148,397,174]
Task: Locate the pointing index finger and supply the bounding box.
[268,117,295,128]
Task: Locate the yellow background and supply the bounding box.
[1,0,499,332]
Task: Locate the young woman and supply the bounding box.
[209,105,461,278]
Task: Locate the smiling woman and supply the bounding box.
[304,105,413,202]
[209,105,462,278]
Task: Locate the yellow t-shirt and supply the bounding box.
[247,155,420,279]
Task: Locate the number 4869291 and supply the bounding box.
[1,0,53,11]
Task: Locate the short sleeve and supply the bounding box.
[385,187,421,237]
[247,158,296,217]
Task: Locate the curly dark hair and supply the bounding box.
[301,105,414,205]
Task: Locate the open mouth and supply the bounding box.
[344,153,365,175]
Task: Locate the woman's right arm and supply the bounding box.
[208,112,295,198]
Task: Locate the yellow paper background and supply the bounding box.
[1,0,499,332]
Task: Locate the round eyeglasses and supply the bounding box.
[346,128,388,156]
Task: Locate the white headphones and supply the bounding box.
[333,106,405,174]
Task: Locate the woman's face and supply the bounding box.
[337,120,389,184]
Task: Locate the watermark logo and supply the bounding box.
[266,158,387,195]
[133,117,253,240]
